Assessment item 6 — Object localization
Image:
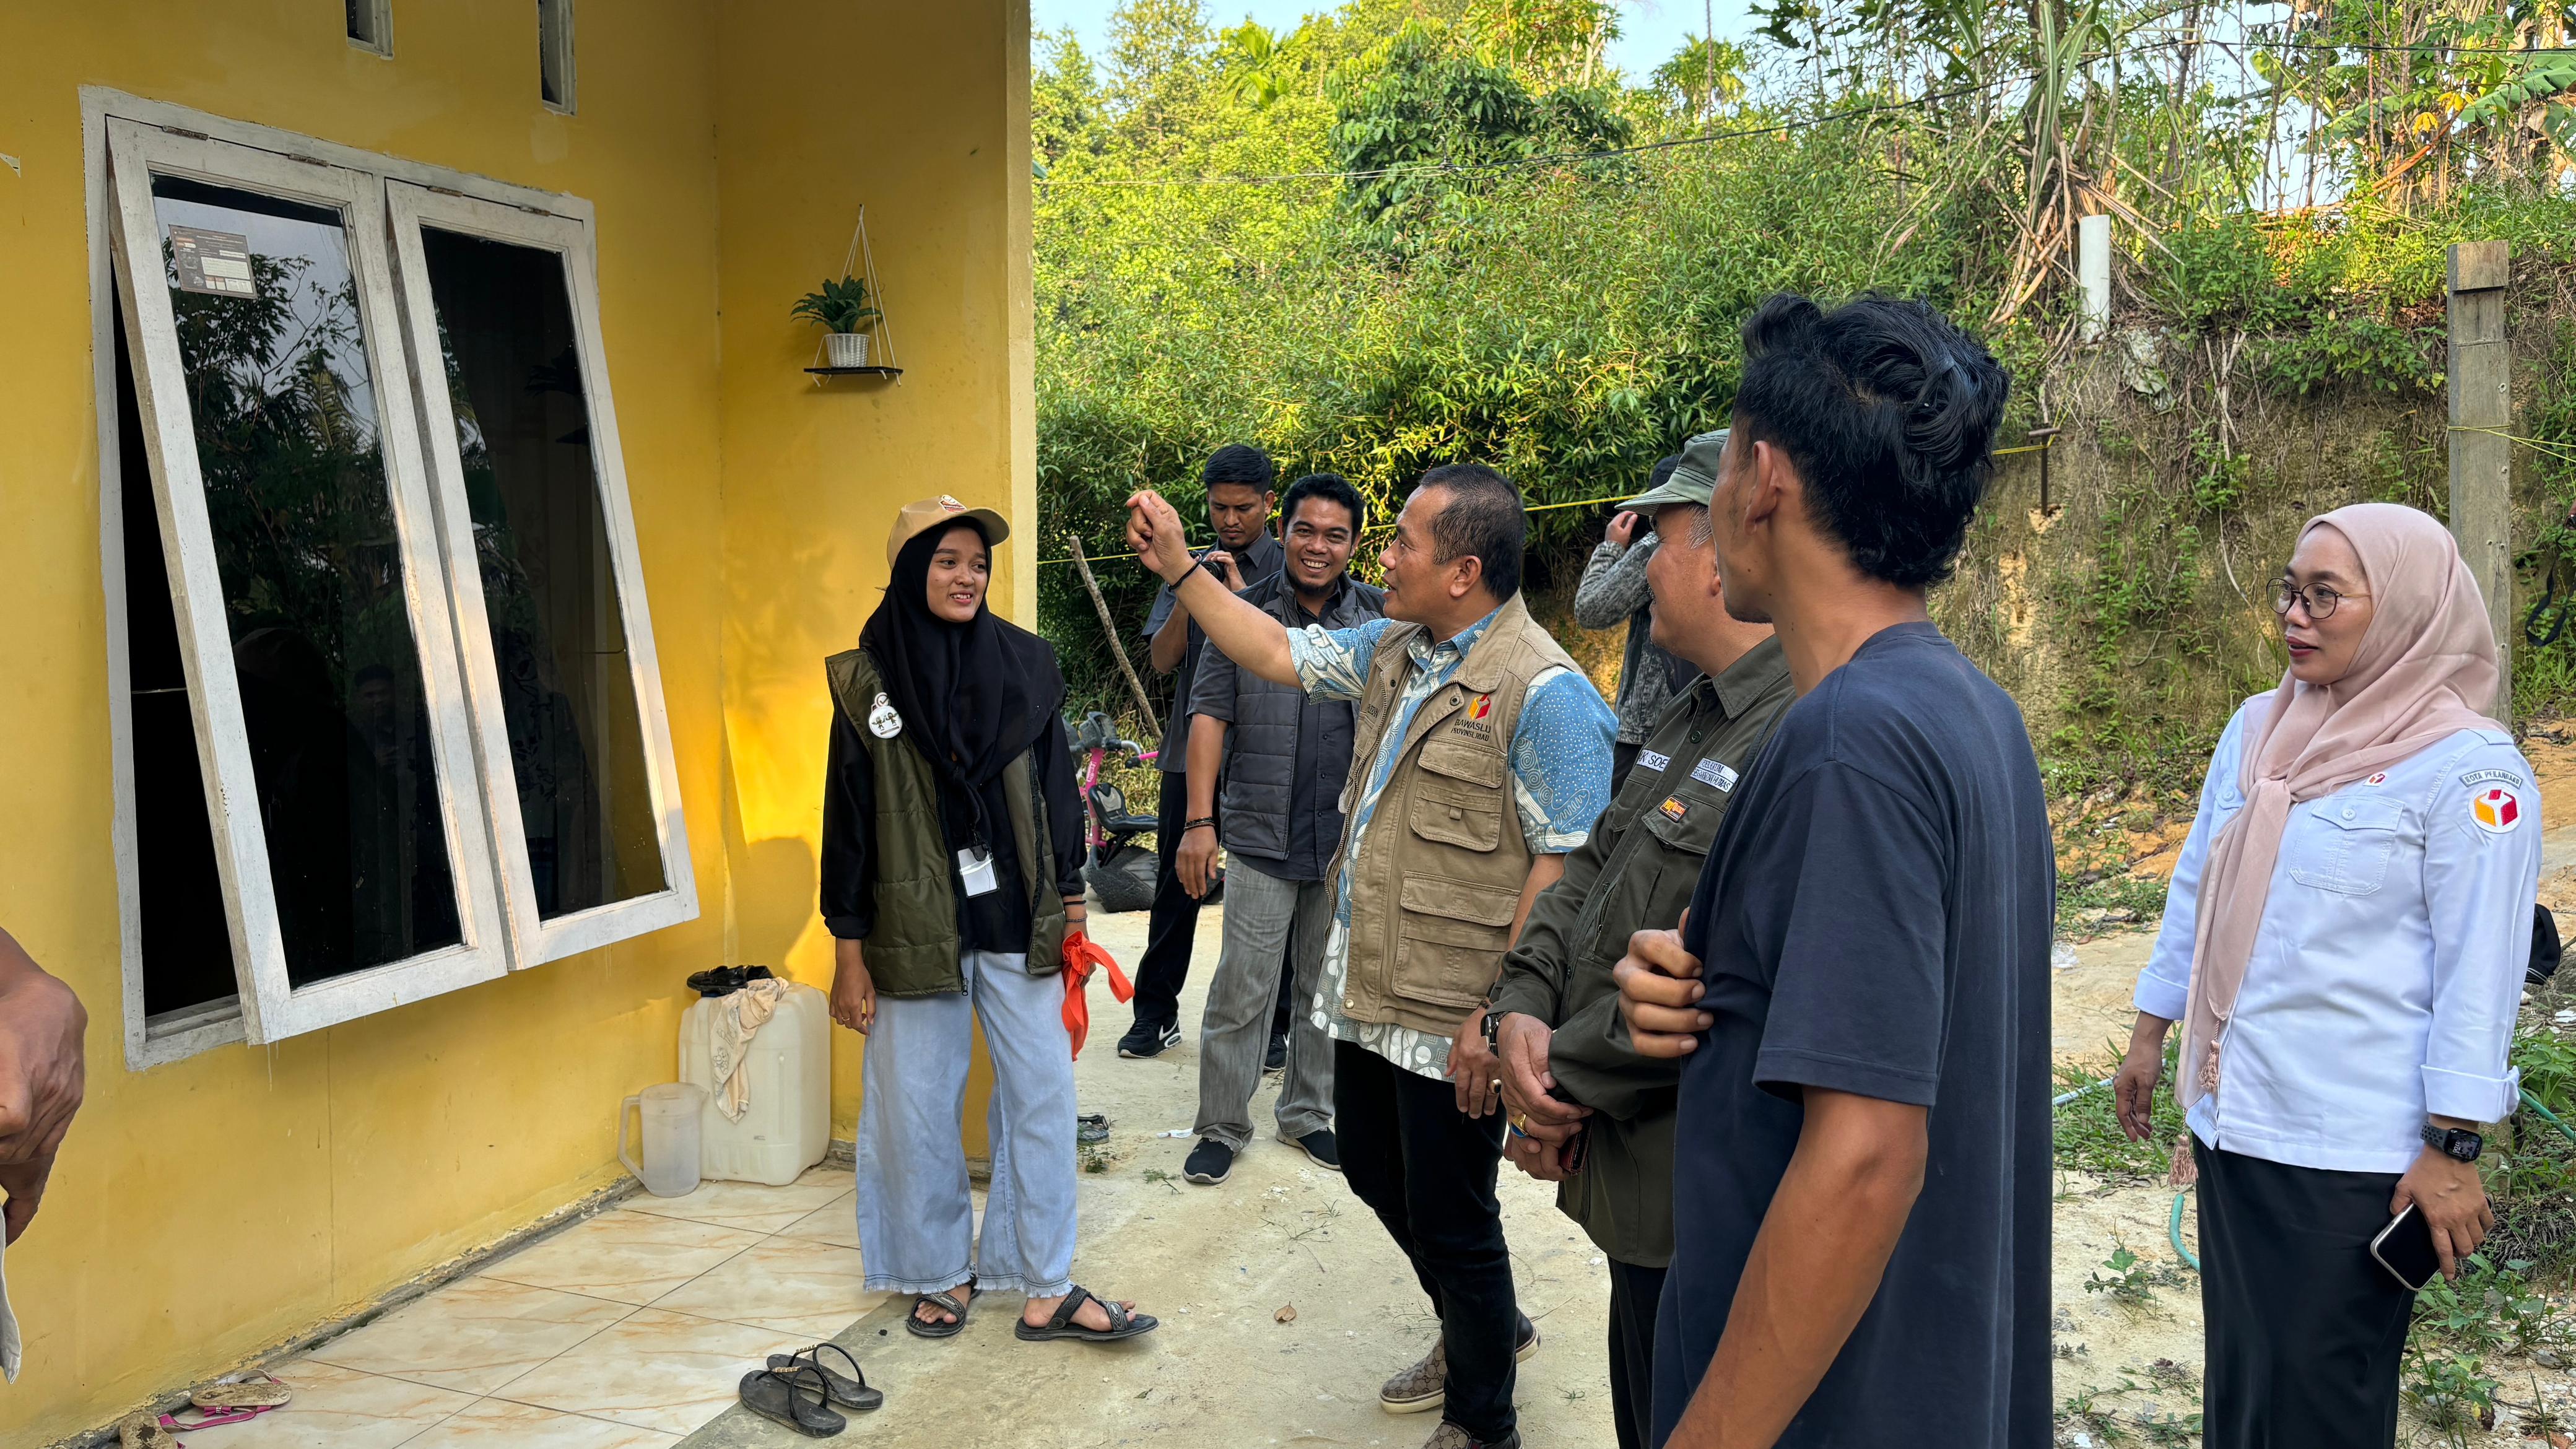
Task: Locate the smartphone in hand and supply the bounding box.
[2370,1203,2442,1292]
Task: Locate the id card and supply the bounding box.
[957,847,999,897]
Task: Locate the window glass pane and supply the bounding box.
[149,175,463,984]
[417,227,666,916]
[117,300,236,1017]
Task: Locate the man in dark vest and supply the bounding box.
[1443,431,1791,1449]
[1119,444,1282,1061]
[1174,474,1385,1186]
[1128,464,1617,1449]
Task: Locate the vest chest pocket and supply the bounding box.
[1411,741,1507,851]
[1637,781,1728,856]
[2287,796,2405,896]
[1395,876,1521,1007]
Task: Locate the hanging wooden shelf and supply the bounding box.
[807,206,901,387]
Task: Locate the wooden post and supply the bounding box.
[2448,240,2512,721]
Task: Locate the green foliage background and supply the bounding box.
[1034,0,2576,786]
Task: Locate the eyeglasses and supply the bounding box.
[2272,580,2368,620]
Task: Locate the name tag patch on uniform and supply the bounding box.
[1637,749,1671,774]
[868,692,903,739]
[2473,787,2524,833]
[1658,797,1689,823]
[1690,759,1739,793]
[2463,768,2528,790]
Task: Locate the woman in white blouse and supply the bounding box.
[2113,502,2541,1448]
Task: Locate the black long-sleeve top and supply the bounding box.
[820,707,1087,952]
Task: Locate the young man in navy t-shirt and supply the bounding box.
[1617,294,2055,1448]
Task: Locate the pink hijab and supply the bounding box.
[2177,503,2503,1110]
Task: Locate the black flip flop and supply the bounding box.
[738,1364,844,1437]
[905,1276,975,1339]
[1013,1284,1160,1343]
[765,1342,882,1412]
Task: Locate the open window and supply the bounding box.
[104,119,513,1042]
[97,105,695,1055]
[384,183,692,966]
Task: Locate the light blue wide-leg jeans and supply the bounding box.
[855,949,1078,1299]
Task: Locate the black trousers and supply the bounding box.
[1270,961,1295,1042]
[1128,772,1203,1030]
[2195,1141,2413,1449]
[1607,1258,1666,1449]
[1336,1039,1519,1440]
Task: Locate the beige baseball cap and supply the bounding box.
[886,495,1011,570]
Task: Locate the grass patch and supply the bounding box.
[2054,1047,2187,1185]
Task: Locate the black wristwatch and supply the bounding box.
[2423,1122,2485,1163]
[1481,1005,1503,1051]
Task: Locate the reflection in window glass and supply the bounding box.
[150,176,463,984]
[116,300,236,1017]
[418,228,664,916]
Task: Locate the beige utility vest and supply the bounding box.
[1330,594,1582,1035]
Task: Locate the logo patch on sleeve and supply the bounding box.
[1690,759,1739,793]
[2472,787,2523,833]
[1658,797,1689,823]
[1636,749,1671,774]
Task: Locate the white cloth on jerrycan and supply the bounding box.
[708,978,790,1122]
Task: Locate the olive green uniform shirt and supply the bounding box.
[1484,636,1794,1268]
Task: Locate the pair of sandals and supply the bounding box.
[905,1274,1157,1343]
[120,1377,295,1446]
[738,1342,882,1438]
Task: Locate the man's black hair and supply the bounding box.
[1647,453,1682,492]
[1203,443,1277,492]
[1730,293,2010,588]
[1281,472,1366,536]
[1413,463,1525,602]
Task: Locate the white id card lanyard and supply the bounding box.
[957,846,999,897]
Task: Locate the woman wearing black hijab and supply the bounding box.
[820,497,1158,1348]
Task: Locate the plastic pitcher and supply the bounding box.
[617,1082,705,1197]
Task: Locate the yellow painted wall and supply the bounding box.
[0,2,1029,1442]
[712,0,1035,1133]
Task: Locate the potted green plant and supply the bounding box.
[791,276,881,367]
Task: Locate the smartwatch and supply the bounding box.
[2422,1122,2484,1163]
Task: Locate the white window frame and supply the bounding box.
[538,0,578,114]
[384,182,697,967]
[347,0,393,56]
[84,90,697,1066]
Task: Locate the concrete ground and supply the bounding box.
[679,903,1617,1448]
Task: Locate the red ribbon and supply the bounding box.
[1060,929,1133,1060]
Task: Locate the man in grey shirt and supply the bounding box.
[1175,475,1383,1185]
[1119,444,1282,1061]
[1573,446,1712,793]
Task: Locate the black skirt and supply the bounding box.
[2193,1139,2415,1449]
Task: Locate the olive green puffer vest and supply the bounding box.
[825,650,1066,998]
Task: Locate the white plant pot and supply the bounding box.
[825,332,872,368]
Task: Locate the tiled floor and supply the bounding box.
[206,1166,885,1448]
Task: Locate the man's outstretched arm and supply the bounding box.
[1128,491,1298,687]
[1668,1088,1927,1449]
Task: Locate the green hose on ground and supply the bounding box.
[2169,1190,2200,1272]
